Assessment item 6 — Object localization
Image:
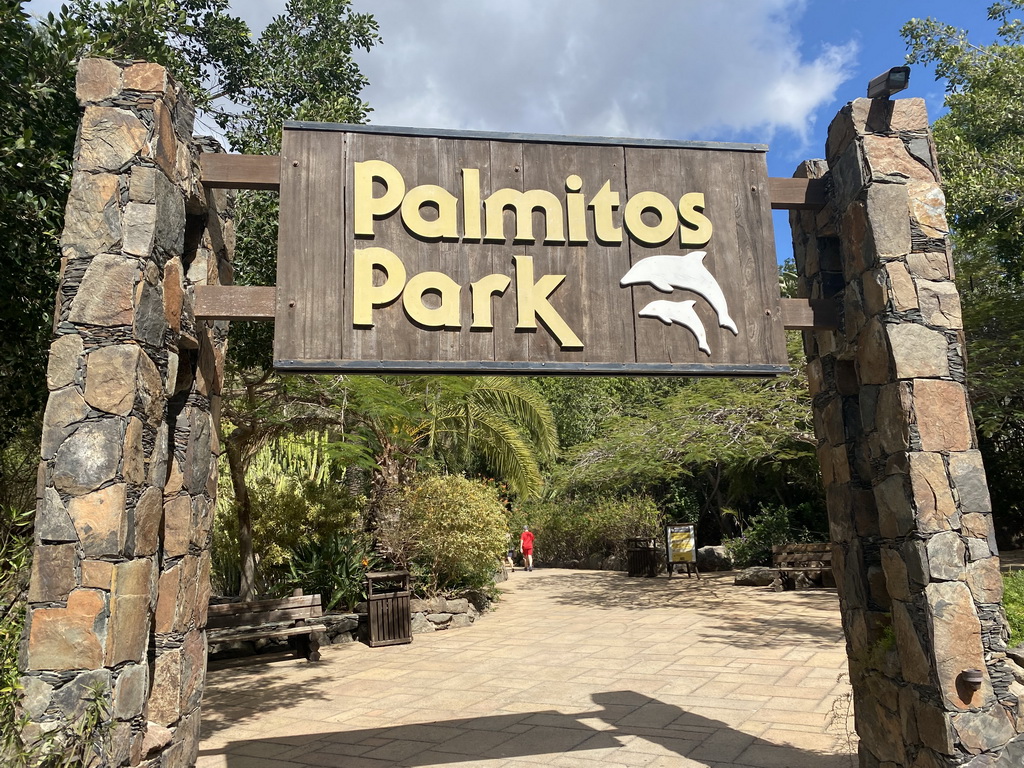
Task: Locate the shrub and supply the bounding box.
[377,475,508,595]
[280,533,378,611]
[724,503,820,568]
[1004,571,1024,648]
[521,495,663,565]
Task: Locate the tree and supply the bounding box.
[904,3,1024,544]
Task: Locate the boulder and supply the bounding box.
[734,567,777,587]
[697,546,734,572]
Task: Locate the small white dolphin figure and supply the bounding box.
[638,300,711,356]
[620,252,739,335]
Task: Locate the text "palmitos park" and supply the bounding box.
[352,159,717,349]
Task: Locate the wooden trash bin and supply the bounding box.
[366,570,412,647]
[625,538,658,577]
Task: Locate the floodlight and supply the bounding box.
[867,67,910,99]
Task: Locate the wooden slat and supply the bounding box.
[769,177,827,210]
[194,285,275,320]
[206,605,322,630]
[200,154,829,211]
[200,153,280,190]
[207,594,320,615]
[780,298,839,330]
[207,623,326,643]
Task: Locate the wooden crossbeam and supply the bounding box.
[199,153,828,210]
[194,285,839,330]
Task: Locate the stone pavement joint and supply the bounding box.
[199,569,856,767]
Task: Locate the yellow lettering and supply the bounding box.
[400,184,458,240]
[353,160,405,237]
[470,273,512,329]
[403,271,462,329]
[513,255,583,349]
[484,188,566,243]
[565,174,587,245]
[462,168,482,240]
[352,247,406,326]
[679,192,713,247]
[623,191,677,246]
[589,181,621,244]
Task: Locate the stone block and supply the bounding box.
[876,472,914,538]
[46,335,84,391]
[149,422,170,487]
[914,697,954,755]
[130,166,159,204]
[134,279,167,347]
[885,261,918,311]
[840,201,871,278]
[927,531,966,581]
[122,202,157,257]
[917,280,963,329]
[60,172,121,257]
[908,452,957,533]
[875,383,912,454]
[948,451,993,515]
[887,323,950,380]
[133,486,163,557]
[85,345,141,416]
[908,181,949,237]
[952,707,1017,755]
[164,258,184,334]
[907,252,952,281]
[41,386,90,460]
[68,253,137,327]
[176,555,200,631]
[76,107,147,173]
[903,539,930,590]
[881,547,911,601]
[891,98,930,132]
[113,663,149,721]
[862,267,887,316]
[866,183,912,260]
[967,557,1003,604]
[123,417,145,485]
[856,318,891,385]
[962,513,995,542]
[892,598,931,684]
[148,648,182,726]
[154,563,180,634]
[864,135,935,183]
[831,139,867,213]
[27,543,77,603]
[76,58,122,103]
[163,494,192,558]
[27,589,107,671]
[180,630,206,713]
[137,351,165,426]
[51,668,111,723]
[35,488,77,543]
[926,580,991,710]
[67,483,127,558]
[184,411,213,494]
[914,380,972,453]
[81,559,113,590]
[18,675,53,720]
[123,63,167,93]
[150,99,177,180]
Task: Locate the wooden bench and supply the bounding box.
[206,591,326,661]
[771,543,833,591]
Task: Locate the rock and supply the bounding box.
[106,558,155,665]
[113,663,149,721]
[41,386,90,460]
[697,545,733,572]
[450,614,473,629]
[61,172,121,257]
[927,532,966,582]
[27,589,107,671]
[445,598,470,614]
[908,452,957,533]
[426,613,453,625]
[147,648,181,726]
[68,253,137,327]
[163,495,192,558]
[76,107,147,172]
[46,335,84,391]
[865,182,912,259]
[918,280,963,329]
[914,380,972,453]
[410,614,434,634]
[948,452,993,515]
[887,323,950,380]
[85,345,140,416]
[27,543,77,603]
[926,581,990,709]
[124,63,167,94]
[76,58,122,103]
[67,484,127,558]
[734,567,777,587]
[908,181,949,237]
[35,488,77,543]
[141,723,173,759]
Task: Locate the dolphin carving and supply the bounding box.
[638,300,711,356]
[620,252,738,335]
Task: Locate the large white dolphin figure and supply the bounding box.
[638,300,711,356]
[620,251,738,335]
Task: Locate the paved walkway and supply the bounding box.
[198,569,856,768]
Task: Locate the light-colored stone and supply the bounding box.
[27,589,107,671]
[52,420,123,495]
[85,345,140,416]
[81,559,113,590]
[908,252,952,280]
[927,531,966,581]
[917,280,963,329]
[27,543,77,603]
[46,335,84,390]
[61,172,121,256]
[76,58,122,103]
[914,380,972,453]
[123,63,167,93]
[864,135,936,183]
[76,107,147,172]
[148,648,182,726]
[41,386,90,460]
[68,253,137,327]
[908,181,949,237]
[122,202,158,257]
[926,580,991,710]
[163,494,192,558]
[866,179,912,259]
[887,323,949,380]
[966,557,1003,604]
[142,722,173,758]
[908,452,956,533]
[67,483,127,558]
[885,261,918,311]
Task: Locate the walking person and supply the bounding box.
[520,525,535,572]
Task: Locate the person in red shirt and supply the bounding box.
[520,526,535,572]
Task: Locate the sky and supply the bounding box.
[27,0,997,259]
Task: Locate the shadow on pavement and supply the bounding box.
[204,689,854,767]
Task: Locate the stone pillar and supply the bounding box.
[792,98,1024,766]
[19,59,230,767]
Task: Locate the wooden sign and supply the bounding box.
[274,123,786,374]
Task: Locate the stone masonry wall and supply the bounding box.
[19,60,231,767]
[791,98,1024,767]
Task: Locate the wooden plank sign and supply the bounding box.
[274,123,787,375]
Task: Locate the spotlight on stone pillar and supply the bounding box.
[961,669,984,691]
[867,66,910,99]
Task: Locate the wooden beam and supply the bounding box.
[780,298,839,330]
[196,285,840,331]
[769,177,827,210]
[200,154,280,190]
[198,153,828,210]
[194,285,275,320]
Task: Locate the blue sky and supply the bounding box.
[26,1,1000,260]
